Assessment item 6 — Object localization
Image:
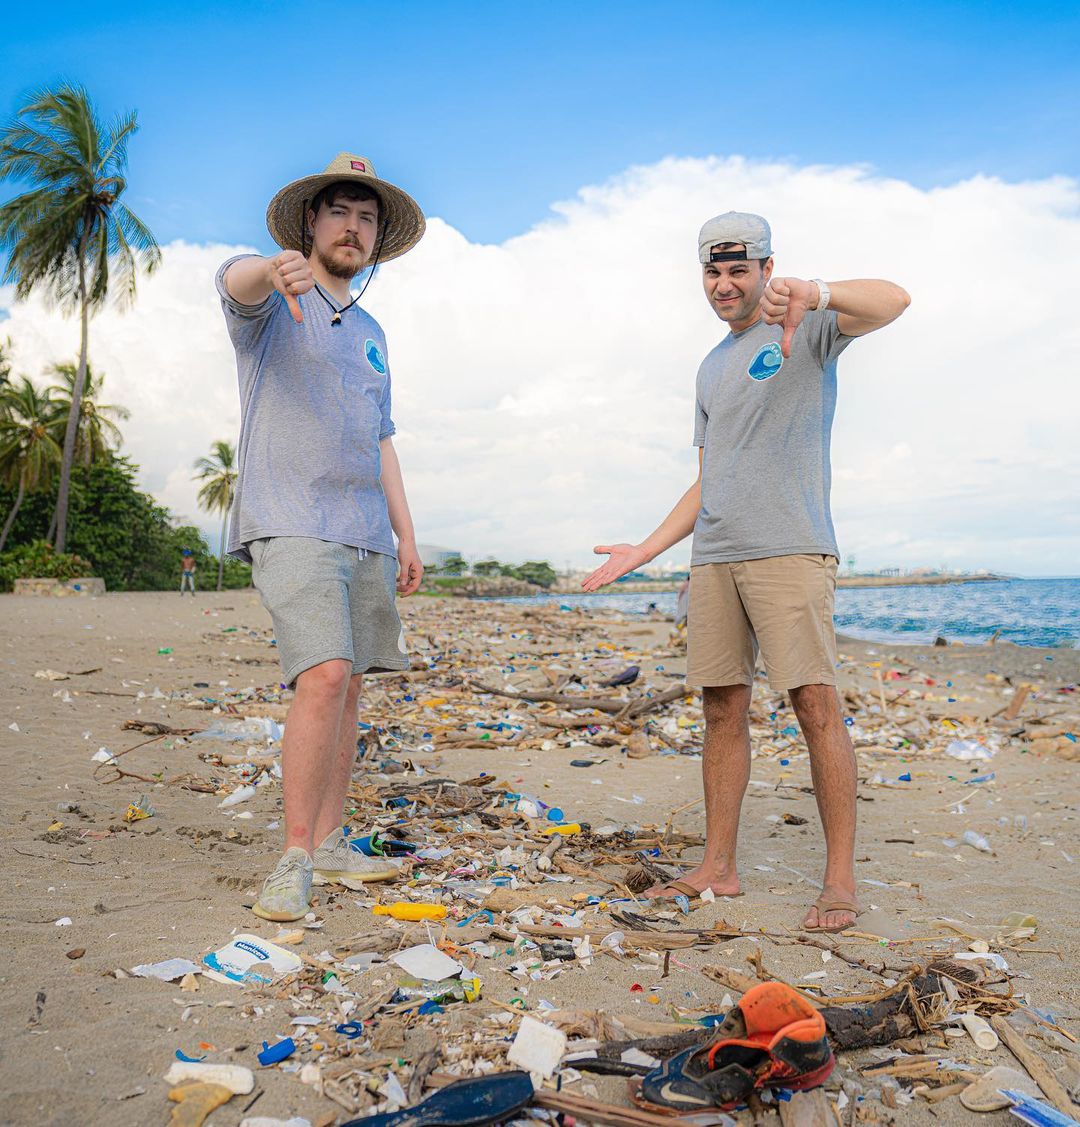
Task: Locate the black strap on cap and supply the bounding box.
[709,249,748,262]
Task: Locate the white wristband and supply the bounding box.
[812,279,831,311]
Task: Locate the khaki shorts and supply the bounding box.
[686,554,838,691]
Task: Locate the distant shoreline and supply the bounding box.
[550,573,1008,594]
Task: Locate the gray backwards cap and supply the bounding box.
[698,212,772,263]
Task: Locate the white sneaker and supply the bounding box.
[253,847,313,921]
[313,828,400,883]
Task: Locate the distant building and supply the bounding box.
[417,544,461,569]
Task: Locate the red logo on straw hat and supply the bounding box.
[350,161,367,171]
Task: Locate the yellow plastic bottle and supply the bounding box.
[372,902,447,922]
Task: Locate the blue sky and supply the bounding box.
[3,2,1080,576]
[4,0,1078,248]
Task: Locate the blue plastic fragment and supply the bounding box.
[175,1049,206,1062]
[258,1037,296,1066]
[964,772,996,785]
[1000,1088,1078,1126]
[459,909,495,927]
[898,772,912,782]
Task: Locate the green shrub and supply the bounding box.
[0,540,94,592]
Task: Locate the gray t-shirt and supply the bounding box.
[691,309,853,566]
[216,255,397,563]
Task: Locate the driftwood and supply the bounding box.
[469,681,688,717]
[991,1015,1080,1118]
[121,720,200,736]
[517,922,744,951]
[533,1089,690,1127]
[778,1089,834,1127]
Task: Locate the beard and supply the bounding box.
[316,243,367,280]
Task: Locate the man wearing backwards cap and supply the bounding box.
[584,213,909,932]
[215,154,426,921]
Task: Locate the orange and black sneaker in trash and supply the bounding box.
[632,982,834,1114]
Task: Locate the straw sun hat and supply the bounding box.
[266,153,426,263]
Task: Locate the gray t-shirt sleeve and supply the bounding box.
[215,255,278,332]
[378,367,396,440]
[692,363,708,447]
[803,308,854,367]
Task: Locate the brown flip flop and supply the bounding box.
[650,878,704,902]
[802,897,861,934]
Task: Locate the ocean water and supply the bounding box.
[485,577,1080,649]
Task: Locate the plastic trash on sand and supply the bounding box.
[1000,912,1037,930]
[945,739,995,761]
[123,794,155,822]
[390,943,465,980]
[507,1015,567,1079]
[258,1037,297,1065]
[396,975,483,1003]
[219,784,258,808]
[202,934,302,985]
[131,957,201,981]
[163,1061,254,1094]
[240,1119,312,1127]
[193,716,284,742]
[962,830,993,853]
[1000,1088,1079,1127]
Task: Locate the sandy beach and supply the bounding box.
[1,589,1078,1127]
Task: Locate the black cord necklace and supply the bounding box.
[312,282,359,326]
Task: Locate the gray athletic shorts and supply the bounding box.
[249,537,409,688]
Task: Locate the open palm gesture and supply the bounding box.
[581,542,646,592]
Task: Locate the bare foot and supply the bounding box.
[645,864,741,900]
[802,883,861,931]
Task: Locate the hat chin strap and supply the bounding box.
[353,221,387,303]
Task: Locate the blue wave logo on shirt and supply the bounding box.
[364,339,387,375]
[747,342,784,381]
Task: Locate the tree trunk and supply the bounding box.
[217,507,229,591]
[46,504,58,547]
[53,251,90,553]
[0,476,26,552]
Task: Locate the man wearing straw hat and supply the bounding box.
[215,154,425,920]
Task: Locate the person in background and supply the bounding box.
[180,548,196,596]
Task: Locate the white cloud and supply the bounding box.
[3,156,1079,575]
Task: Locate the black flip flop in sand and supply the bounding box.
[339,1071,534,1127]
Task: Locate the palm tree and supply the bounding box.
[0,377,62,551]
[46,361,129,465]
[0,339,12,391]
[193,440,237,591]
[0,84,160,552]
